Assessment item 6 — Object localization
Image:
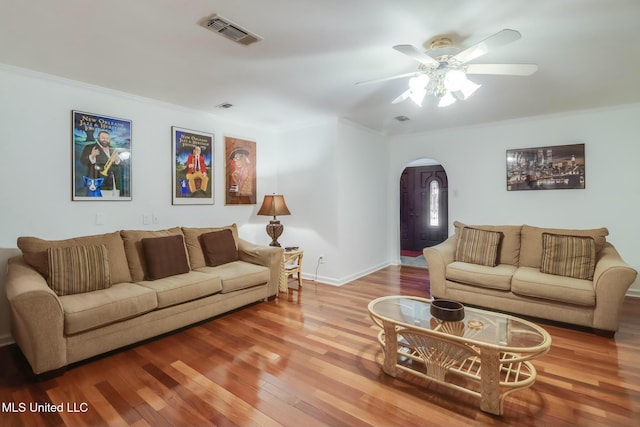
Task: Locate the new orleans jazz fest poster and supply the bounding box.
[225,136,256,205]
[172,126,214,205]
[72,111,132,201]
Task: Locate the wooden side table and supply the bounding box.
[279,249,303,293]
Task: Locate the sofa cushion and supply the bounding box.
[121,228,186,282]
[182,225,239,269]
[136,271,223,308]
[60,283,158,335]
[47,244,111,296]
[512,266,595,306]
[200,229,240,267]
[455,226,501,267]
[541,233,596,280]
[142,234,190,280]
[520,225,608,269]
[195,261,270,293]
[446,261,516,291]
[454,221,522,265]
[17,231,132,284]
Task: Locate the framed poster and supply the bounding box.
[72,111,132,200]
[225,136,257,205]
[172,127,214,205]
[506,143,585,191]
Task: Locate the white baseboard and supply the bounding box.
[0,333,14,347]
[626,288,640,298]
[302,261,392,287]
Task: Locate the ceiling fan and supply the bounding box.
[357,29,538,107]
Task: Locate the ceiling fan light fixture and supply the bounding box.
[444,69,467,92]
[438,91,457,107]
[374,29,535,108]
[409,74,429,91]
[408,74,429,106]
[457,78,481,100]
[409,87,427,107]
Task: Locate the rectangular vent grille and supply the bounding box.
[204,14,262,46]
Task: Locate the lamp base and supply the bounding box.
[265,220,284,247]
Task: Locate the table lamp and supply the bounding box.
[257,194,291,247]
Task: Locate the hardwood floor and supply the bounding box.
[1,265,639,426]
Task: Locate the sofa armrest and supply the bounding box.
[5,256,66,374]
[592,243,638,332]
[237,239,282,296]
[423,236,457,298]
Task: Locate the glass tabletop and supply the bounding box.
[369,296,549,349]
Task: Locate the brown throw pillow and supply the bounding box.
[200,229,239,267]
[455,227,501,267]
[141,234,190,280]
[540,233,596,280]
[47,244,111,296]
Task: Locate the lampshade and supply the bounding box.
[438,91,457,107]
[257,194,291,218]
[402,68,482,108]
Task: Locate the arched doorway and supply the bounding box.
[400,158,449,266]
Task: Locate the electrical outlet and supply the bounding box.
[143,214,151,225]
[318,255,325,264]
[152,213,159,224]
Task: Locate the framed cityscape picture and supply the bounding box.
[172,127,214,205]
[72,111,132,201]
[225,136,257,205]
[506,143,585,191]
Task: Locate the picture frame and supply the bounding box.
[506,143,585,191]
[72,111,132,201]
[172,127,214,205]
[225,136,257,205]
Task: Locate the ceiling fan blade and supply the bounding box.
[393,45,439,67]
[466,63,538,76]
[392,89,410,104]
[452,29,522,64]
[355,71,418,86]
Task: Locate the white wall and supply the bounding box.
[388,103,640,296]
[0,65,281,244]
[276,119,389,284]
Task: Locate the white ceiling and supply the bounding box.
[2,0,640,135]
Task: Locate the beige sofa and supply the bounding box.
[423,221,637,337]
[5,224,282,375]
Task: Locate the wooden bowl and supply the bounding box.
[430,299,465,322]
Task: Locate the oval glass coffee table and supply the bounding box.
[368,296,552,415]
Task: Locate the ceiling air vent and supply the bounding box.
[204,14,262,46]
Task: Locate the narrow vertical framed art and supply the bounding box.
[72,111,132,201]
[225,136,257,205]
[172,127,214,205]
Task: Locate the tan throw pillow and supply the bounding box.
[47,244,111,296]
[18,231,131,284]
[455,227,501,267]
[540,233,596,280]
[200,229,240,267]
[141,234,190,280]
[453,221,522,265]
[520,225,608,268]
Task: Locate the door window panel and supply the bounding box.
[429,180,439,226]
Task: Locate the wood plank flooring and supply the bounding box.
[1,265,639,426]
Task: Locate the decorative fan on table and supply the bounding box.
[356,29,538,107]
